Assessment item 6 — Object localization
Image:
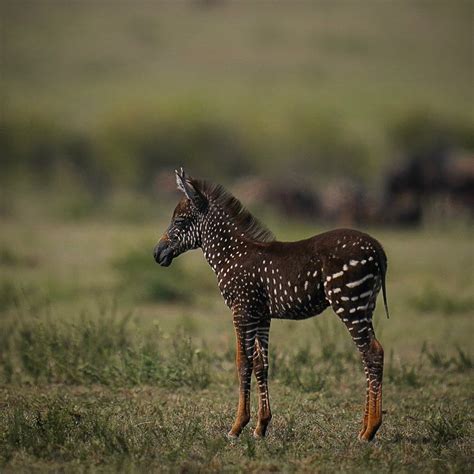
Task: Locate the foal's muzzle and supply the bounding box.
[153,241,174,267]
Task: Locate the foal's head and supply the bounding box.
[154,168,207,267]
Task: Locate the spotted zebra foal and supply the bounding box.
[154,169,389,442]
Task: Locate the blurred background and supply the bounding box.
[2,0,473,226]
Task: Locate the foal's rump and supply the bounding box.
[313,229,387,307]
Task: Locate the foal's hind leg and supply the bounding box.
[344,316,383,441]
[358,336,384,441]
[327,280,384,441]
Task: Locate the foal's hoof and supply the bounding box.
[358,429,376,442]
[253,424,270,439]
[227,431,239,440]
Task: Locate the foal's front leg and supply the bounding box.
[228,313,258,438]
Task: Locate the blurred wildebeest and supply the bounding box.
[381,150,474,226]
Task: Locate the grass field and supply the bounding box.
[0,198,472,472]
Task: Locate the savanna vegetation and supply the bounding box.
[0,199,472,472]
[1,1,473,472]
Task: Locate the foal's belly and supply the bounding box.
[269,295,330,320]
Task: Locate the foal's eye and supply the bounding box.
[174,217,185,225]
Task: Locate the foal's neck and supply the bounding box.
[200,204,252,275]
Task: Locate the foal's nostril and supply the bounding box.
[154,241,173,265]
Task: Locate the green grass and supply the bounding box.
[0,315,472,471]
[0,199,473,471]
[1,311,211,389]
[0,362,472,472]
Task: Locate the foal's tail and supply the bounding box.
[377,246,390,320]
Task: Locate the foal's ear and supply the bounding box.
[175,168,207,211]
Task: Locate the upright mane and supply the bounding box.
[193,179,275,243]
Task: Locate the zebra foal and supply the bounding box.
[154,169,389,441]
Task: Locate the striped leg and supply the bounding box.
[358,336,384,441]
[342,315,383,441]
[360,364,370,437]
[328,279,384,441]
[228,314,258,438]
[253,319,272,438]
